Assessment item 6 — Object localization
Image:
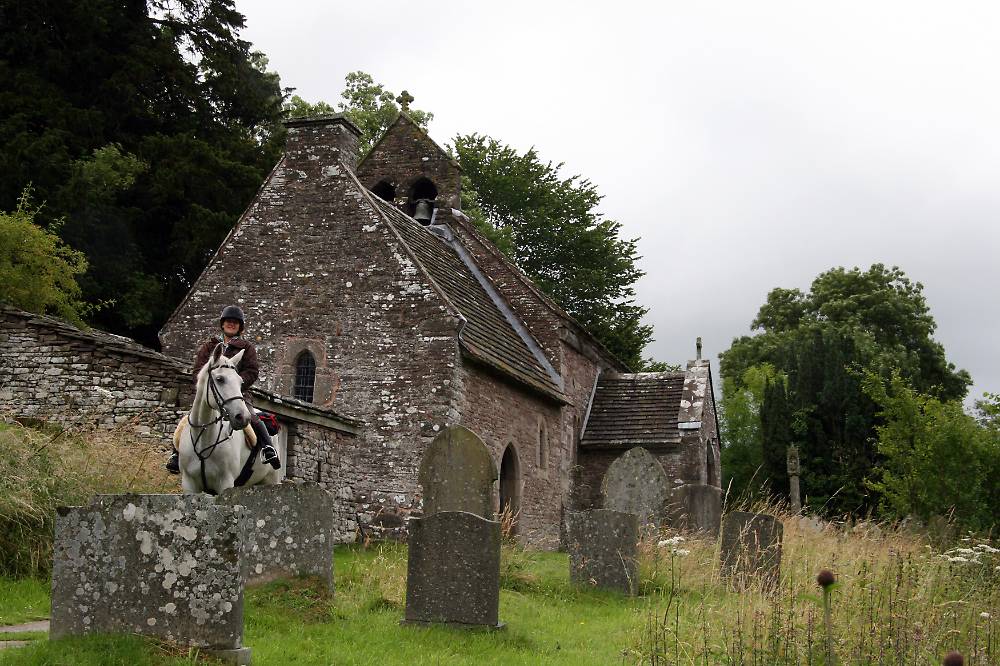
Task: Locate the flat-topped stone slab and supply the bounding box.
[418,425,498,518]
[404,511,501,628]
[50,494,249,651]
[219,482,335,591]
[567,509,639,595]
[720,511,783,589]
[665,484,722,535]
[601,447,669,528]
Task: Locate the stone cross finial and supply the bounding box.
[397,90,414,111]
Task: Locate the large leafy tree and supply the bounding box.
[720,264,970,515]
[0,0,285,343]
[452,135,652,368]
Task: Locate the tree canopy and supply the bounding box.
[720,264,971,516]
[0,0,285,343]
[0,191,90,325]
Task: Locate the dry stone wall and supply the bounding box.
[0,308,193,446]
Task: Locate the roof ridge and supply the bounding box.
[446,210,629,371]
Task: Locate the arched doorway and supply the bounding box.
[498,444,521,535]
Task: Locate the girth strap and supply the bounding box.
[233,438,264,487]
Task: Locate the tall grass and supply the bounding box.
[0,417,177,577]
[631,502,999,664]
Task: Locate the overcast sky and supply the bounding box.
[236,0,999,405]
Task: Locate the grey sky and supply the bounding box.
[237,0,1000,404]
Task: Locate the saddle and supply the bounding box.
[172,415,256,451]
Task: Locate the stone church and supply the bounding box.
[159,111,720,547]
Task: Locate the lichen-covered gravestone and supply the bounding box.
[665,484,722,535]
[601,446,669,528]
[418,425,497,518]
[403,511,502,628]
[218,482,335,591]
[566,509,639,595]
[51,494,250,663]
[720,511,783,589]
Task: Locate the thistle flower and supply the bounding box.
[817,569,836,588]
[943,650,964,666]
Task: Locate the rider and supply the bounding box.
[166,305,281,474]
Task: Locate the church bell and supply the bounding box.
[413,198,435,225]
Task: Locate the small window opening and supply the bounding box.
[537,419,549,469]
[371,180,395,202]
[293,351,316,402]
[407,177,438,220]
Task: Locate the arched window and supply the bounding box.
[293,351,316,403]
[371,180,395,202]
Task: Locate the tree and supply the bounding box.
[0,191,90,325]
[721,264,969,516]
[863,371,994,529]
[0,0,285,343]
[452,134,653,368]
[719,363,785,500]
[760,376,792,498]
[334,72,433,155]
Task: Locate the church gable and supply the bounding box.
[356,112,462,216]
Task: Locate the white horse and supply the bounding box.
[177,347,282,494]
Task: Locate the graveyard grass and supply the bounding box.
[1,510,998,665]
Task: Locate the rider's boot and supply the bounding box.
[251,418,281,470]
[165,450,180,474]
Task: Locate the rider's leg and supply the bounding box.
[251,414,281,470]
[166,446,180,474]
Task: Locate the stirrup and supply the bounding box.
[261,445,281,470]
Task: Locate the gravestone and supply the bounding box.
[720,511,783,589]
[567,509,639,595]
[51,494,250,663]
[418,425,497,518]
[403,511,502,628]
[601,447,669,528]
[665,484,722,535]
[219,482,335,591]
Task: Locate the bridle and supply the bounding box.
[188,357,248,495]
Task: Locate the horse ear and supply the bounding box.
[211,343,224,365]
[229,348,245,367]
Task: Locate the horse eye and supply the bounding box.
[216,377,225,383]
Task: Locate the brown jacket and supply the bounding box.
[193,336,260,397]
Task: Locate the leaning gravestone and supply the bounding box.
[403,511,502,628]
[602,447,669,528]
[720,511,783,589]
[51,494,251,664]
[418,425,497,518]
[567,509,639,595]
[665,484,722,535]
[218,482,336,591]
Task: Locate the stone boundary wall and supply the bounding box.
[0,308,193,446]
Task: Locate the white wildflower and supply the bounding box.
[975,544,999,553]
[674,549,690,557]
[981,612,992,620]
[948,556,969,563]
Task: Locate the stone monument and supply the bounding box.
[601,447,669,528]
[418,425,497,518]
[720,511,783,589]
[403,511,502,628]
[566,509,639,595]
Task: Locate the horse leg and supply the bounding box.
[181,472,199,494]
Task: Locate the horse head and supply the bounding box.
[205,348,252,430]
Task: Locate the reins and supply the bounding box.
[188,358,248,495]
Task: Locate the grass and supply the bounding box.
[0,418,177,578]
[1,518,994,664]
[0,578,49,626]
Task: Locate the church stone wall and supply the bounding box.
[356,114,462,211]
[160,117,467,539]
[456,362,564,549]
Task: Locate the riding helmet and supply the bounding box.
[219,305,245,333]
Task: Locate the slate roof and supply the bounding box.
[580,372,686,449]
[362,192,566,402]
